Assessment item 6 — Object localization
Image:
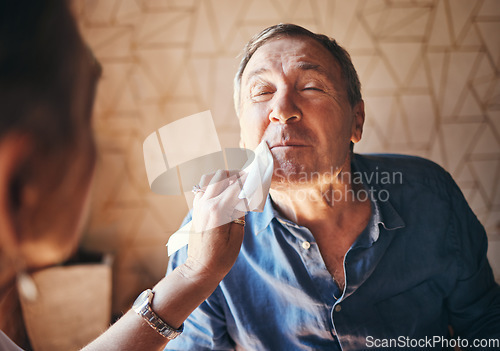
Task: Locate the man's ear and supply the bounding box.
[350,100,365,144]
[0,133,36,252]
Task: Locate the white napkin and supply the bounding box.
[167,141,274,256]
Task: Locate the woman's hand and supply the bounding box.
[183,170,248,282]
[83,170,249,351]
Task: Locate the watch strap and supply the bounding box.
[136,290,184,340]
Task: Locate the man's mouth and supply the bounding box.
[269,142,310,149]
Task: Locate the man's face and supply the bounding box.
[238,36,364,187]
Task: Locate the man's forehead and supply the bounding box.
[242,36,338,82]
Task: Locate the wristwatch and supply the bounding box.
[132,289,184,340]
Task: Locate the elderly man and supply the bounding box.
[166,24,500,350]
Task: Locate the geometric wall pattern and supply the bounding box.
[74,0,500,313]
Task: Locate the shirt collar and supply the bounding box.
[376,195,405,231]
[252,195,276,235]
[354,191,405,248]
[351,153,405,233]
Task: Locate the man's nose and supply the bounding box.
[269,90,302,124]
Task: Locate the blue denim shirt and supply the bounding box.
[166,154,500,350]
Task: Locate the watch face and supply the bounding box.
[132,289,151,312]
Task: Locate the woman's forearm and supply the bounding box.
[81,264,223,351]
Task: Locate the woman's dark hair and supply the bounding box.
[0,0,101,150]
[0,2,102,347]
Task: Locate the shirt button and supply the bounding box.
[301,241,311,250]
[335,304,342,312]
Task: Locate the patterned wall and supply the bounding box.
[74,0,500,313]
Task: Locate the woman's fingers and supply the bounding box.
[215,172,247,208]
[192,169,247,231]
[197,170,245,198]
[196,170,242,194]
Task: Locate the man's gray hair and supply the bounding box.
[233,23,362,115]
